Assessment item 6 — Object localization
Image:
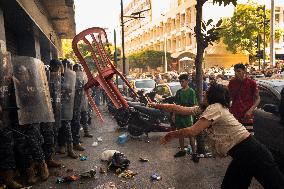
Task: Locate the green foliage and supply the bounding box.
[220,3,283,62]
[128,50,172,70]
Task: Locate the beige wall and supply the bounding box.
[204,54,249,68]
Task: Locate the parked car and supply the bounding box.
[254,79,284,173]
[130,79,156,94]
[147,82,181,103]
[115,75,134,91]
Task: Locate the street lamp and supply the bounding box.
[120,0,150,76]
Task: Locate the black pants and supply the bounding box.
[222,135,284,189]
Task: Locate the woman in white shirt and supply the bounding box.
[150,83,284,189]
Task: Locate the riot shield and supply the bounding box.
[49,72,61,128]
[0,42,13,129]
[61,69,76,120]
[11,56,55,125]
[73,71,84,117]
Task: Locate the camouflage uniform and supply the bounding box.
[0,127,16,170]
[40,122,54,160]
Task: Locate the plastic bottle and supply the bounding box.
[186,145,192,154]
[117,133,129,144]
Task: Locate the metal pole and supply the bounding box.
[120,0,126,76]
[114,29,118,85]
[270,0,275,67]
[164,36,167,73]
[263,5,266,69]
[258,33,261,70]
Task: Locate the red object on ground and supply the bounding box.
[72,27,138,122]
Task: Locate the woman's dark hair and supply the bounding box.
[206,82,231,108]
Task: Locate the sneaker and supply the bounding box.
[192,153,199,163]
[174,150,186,158]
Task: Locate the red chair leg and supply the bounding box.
[85,89,104,122]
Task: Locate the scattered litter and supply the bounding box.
[185,145,192,154]
[80,156,88,161]
[117,133,128,144]
[93,182,117,189]
[139,157,149,162]
[60,165,66,169]
[115,168,122,175]
[118,170,137,179]
[197,152,213,158]
[80,169,96,179]
[108,152,130,171]
[99,167,106,174]
[97,137,103,142]
[120,180,128,184]
[92,141,98,147]
[168,187,175,189]
[101,150,120,161]
[56,175,78,184]
[150,173,161,181]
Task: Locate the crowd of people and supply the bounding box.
[0,58,95,188]
[149,63,284,188]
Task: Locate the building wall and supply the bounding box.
[123,0,283,70]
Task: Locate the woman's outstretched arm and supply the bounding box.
[160,118,211,144]
[149,103,199,115]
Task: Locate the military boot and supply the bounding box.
[83,132,93,138]
[0,170,23,189]
[67,144,78,159]
[73,143,85,151]
[57,145,66,154]
[37,160,49,181]
[26,163,37,185]
[46,157,61,168]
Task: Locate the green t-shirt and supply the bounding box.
[174,87,197,128]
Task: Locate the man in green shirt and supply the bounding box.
[173,74,197,158]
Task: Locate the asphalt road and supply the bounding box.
[34,106,263,189]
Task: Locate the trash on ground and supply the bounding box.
[120,180,128,184]
[108,152,130,171]
[80,169,96,179]
[115,168,122,175]
[101,150,120,161]
[139,157,149,162]
[150,173,161,181]
[99,167,106,174]
[56,175,78,184]
[97,137,103,142]
[118,170,137,179]
[197,152,213,158]
[93,182,117,189]
[117,133,128,144]
[80,155,88,161]
[92,141,98,147]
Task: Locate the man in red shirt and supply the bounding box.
[228,63,260,131]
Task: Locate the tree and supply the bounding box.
[62,39,115,73]
[194,0,237,102]
[220,3,283,62]
[128,50,172,71]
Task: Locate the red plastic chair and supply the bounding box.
[72,27,138,122]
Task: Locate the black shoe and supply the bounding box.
[192,153,199,163]
[174,150,186,158]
